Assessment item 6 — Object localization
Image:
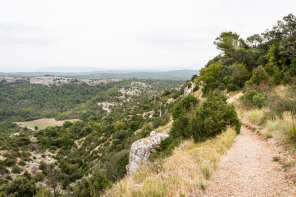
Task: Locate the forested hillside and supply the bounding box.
[0,77,185,196]
[0,79,182,121]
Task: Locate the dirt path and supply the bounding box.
[227,92,243,103]
[202,126,292,197]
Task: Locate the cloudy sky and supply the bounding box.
[0,0,295,72]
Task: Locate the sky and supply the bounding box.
[0,0,295,72]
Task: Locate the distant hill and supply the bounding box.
[0,69,198,80]
[82,69,198,80]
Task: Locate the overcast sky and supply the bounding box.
[0,0,295,72]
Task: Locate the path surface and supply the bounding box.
[227,92,244,103]
[202,126,292,197]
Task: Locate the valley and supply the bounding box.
[0,13,296,197]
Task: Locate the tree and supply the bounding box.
[214,31,247,65]
[248,66,270,85]
[198,63,223,94]
[246,34,263,48]
[193,93,241,142]
[262,13,296,43]
[279,29,296,62]
[114,122,127,131]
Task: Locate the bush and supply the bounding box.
[74,171,110,197]
[193,84,200,92]
[4,158,15,167]
[193,93,241,142]
[0,176,36,197]
[248,66,269,85]
[252,94,268,108]
[172,94,199,120]
[18,160,26,166]
[242,90,268,108]
[11,166,22,174]
[34,172,45,182]
[171,94,199,138]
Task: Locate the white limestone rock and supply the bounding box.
[126,131,169,175]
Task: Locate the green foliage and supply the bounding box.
[34,172,45,182]
[289,126,296,141]
[242,90,268,108]
[248,66,270,85]
[74,171,110,197]
[193,93,241,142]
[149,136,180,161]
[198,64,223,94]
[11,165,22,174]
[252,94,268,108]
[193,84,200,92]
[214,31,240,58]
[0,176,37,197]
[114,122,127,131]
[0,82,112,121]
[275,17,296,61]
[171,95,199,138]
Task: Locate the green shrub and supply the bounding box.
[242,90,268,108]
[4,158,15,167]
[248,66,269,85]
[34,172,45,182]
[11,166,22,174]
[74,171,110,197]
[171,94,199,138]
[252,93,268,108]
[18,161,26,166]
[0,176,36,197]
[193,93,241,142]
[149,136,180,161]
[152,117,162,128]
[172,94,199,120]
[193,84,200,92]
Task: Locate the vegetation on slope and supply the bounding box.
[103,127,237,196]
[0,78,184,196]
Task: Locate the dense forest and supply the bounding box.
[0,13,295,197]
[0,79,182,121]
[199,13,296,93]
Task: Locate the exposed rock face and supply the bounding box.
[127,131,169,175]
[29,76,122,86]
[184,83,195,96]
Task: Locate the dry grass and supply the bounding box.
[266,112,295,139]
[15,118,79,130]
[155,121,173,134]
[238,108,268,125]
[103,127,237,197]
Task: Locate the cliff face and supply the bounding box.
[126,131,169,175]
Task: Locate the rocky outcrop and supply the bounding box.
[29,76,122,86]
[126,131,169,175]
[184,83,196,96]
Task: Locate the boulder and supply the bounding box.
[126,131,169,175]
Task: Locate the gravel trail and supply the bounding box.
[202,126,292,197]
